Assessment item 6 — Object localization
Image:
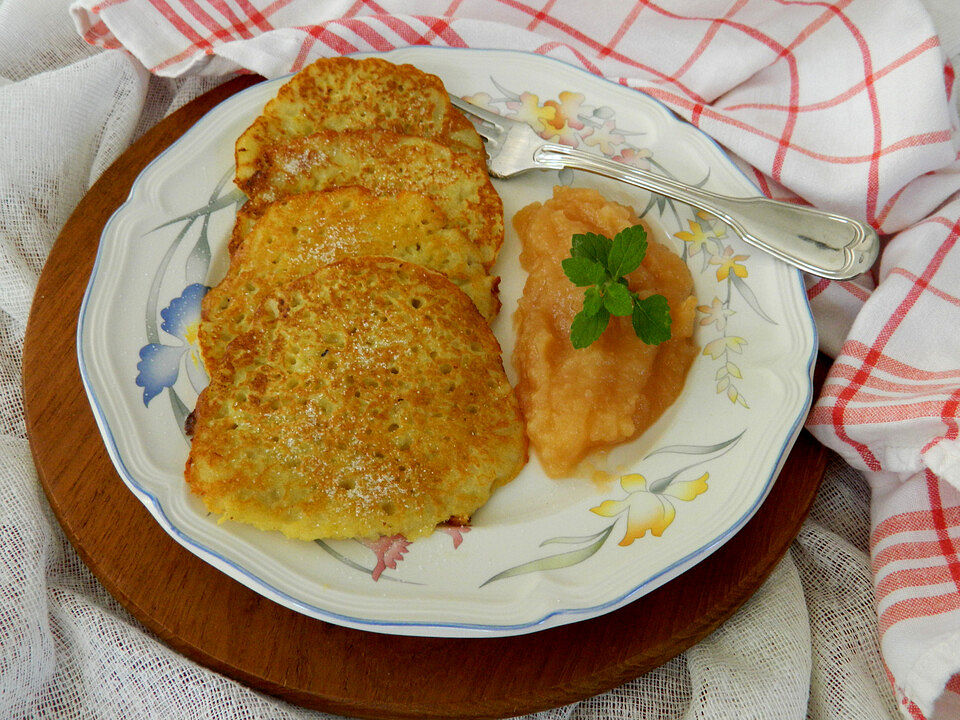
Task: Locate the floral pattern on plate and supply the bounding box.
[463,81,777,409]
[78,47,815,636]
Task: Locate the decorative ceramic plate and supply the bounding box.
[78,47,816,638]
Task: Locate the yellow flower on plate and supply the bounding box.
[674,220,711,256]
[697,296,734,331]
[696,209,727,238]
[581,120,625,156]
[183,320,203,370]
[545,91,586,130]
[539,91,586,146]
[591,472,709,546]
[710,246,749,282]
[539,118,580,146]
[506,92,557,133]
[703,335,747,360]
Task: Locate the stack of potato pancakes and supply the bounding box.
[185,58,528,542]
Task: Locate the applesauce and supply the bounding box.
[512,186,698,478]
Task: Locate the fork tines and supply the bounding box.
[449,94,509,141]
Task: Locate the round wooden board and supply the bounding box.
[23,75,829,720]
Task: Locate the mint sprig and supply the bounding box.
[561,224,672,349]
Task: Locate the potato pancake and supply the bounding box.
[235,56,484,194]
[186,256,527,541]
[200,188,499,378]
[235,129,503,268]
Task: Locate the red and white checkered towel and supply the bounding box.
[69,1,960,717]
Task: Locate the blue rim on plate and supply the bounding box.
[77,47,816,637]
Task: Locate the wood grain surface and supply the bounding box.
[22,75,829,720]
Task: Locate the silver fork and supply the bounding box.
[450,95,879,280]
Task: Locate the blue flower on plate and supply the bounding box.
[136,283,208,405]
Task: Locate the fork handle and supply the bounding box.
[533,144,879,280]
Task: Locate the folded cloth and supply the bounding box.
[68,0,960,717]
[807,198,960,719]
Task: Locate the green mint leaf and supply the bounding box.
[571,232,613,265]
[582,286,603,317]
[562,256,607,287]
[571,307,610,349]
[603,281,634,316]
[631,294,672,345]
[607,224,648,279]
